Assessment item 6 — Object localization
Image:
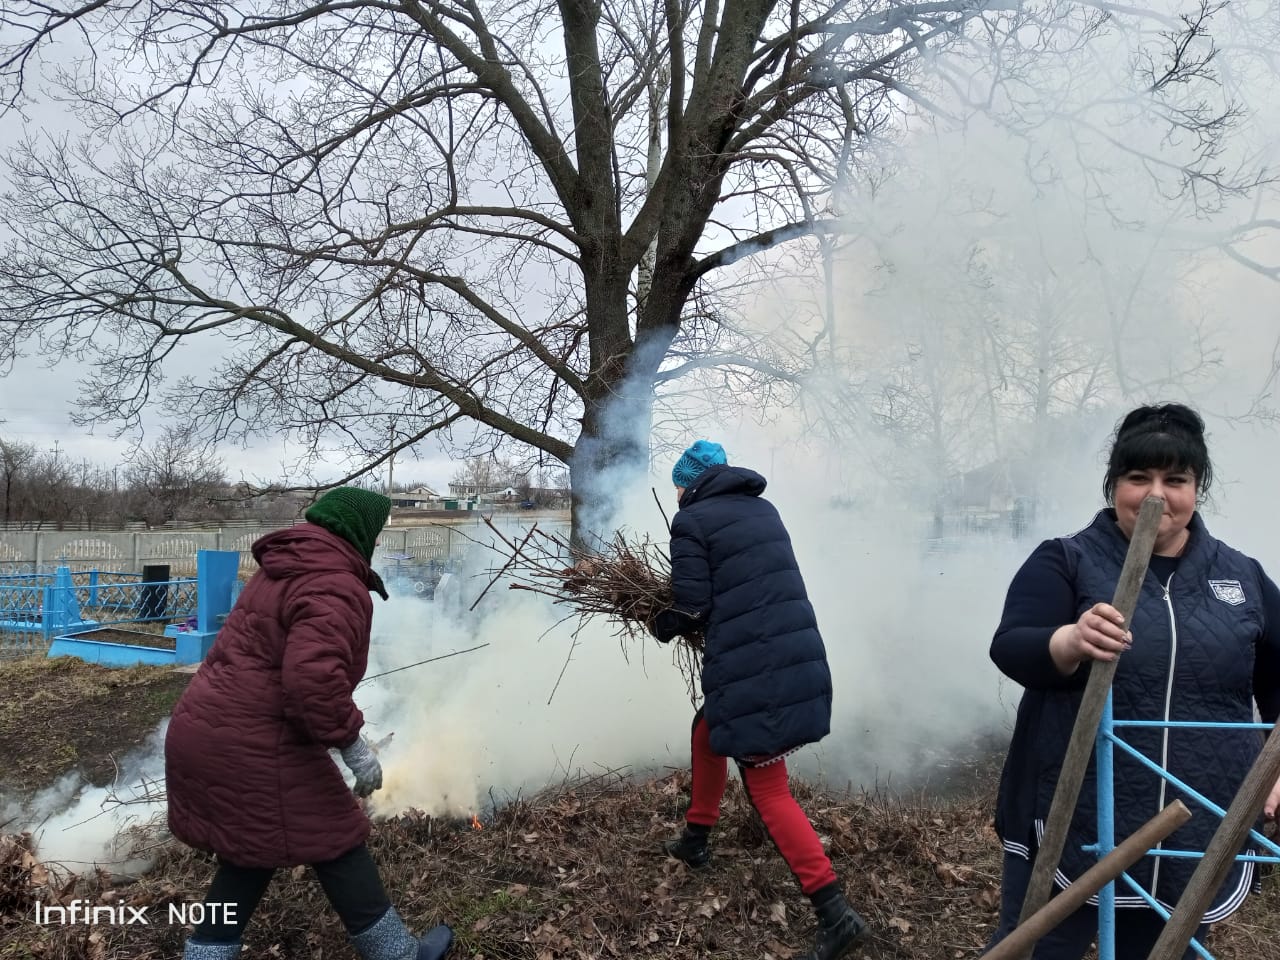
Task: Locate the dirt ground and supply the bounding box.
[0,656,190,796]
[2,660,1279,960]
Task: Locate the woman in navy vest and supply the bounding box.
[650,440,867,960]
[985,404,1280,958]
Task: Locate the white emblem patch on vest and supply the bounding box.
[1209,579,1246,606]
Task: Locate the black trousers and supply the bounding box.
[984,851,1208,960]
[192,842,391,943]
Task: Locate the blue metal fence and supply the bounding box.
[1092,692,1280,958]
[0,566,197,657]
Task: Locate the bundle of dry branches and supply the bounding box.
[469,517,703,697]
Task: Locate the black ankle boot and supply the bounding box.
[662,823,711,868]
[805,884,868,960]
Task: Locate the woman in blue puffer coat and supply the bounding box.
[651,440,868,960]
[985,404,1280,958]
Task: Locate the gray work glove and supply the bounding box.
[340,736,383,798]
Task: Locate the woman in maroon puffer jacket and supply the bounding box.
[166,487,452,960]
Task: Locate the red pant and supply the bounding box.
[684,709,837,895]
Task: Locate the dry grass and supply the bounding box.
[4,661,1280,960]
[4,768,1280,960]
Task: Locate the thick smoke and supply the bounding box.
[571,332,674,542]
[359,561,698,818]
[6,724,167,881]
[634,20,1280,788]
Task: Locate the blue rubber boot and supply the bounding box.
[417,923,454,960]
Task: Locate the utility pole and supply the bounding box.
[386,418,395,496]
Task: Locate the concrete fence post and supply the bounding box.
[34,533,43,570]
[130,532,140,573]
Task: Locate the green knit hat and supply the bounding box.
[304,487,391,562]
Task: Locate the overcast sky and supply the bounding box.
[0,359,460,489]
[0,325,460,491]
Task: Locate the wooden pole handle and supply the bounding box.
[986,801,1192,960]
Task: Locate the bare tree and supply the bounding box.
[0,0,1261,540]
[20,449,77,528]
[0,438,34,524]
[450,457,501,496]
[0,438,134,527]
[451,454,529,493]
[124,424,227,525]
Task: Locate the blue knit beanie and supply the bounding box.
[672,440,728,488]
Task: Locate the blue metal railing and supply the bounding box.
[0,567,197,656]
[1090,693,1280,958]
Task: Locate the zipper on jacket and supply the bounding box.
[1151,573,1177,896]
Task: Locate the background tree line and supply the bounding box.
[0,420,572,529]
[0,425,230,528]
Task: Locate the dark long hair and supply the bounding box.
[1103,403,1212,504]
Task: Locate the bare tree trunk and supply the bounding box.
[569,342,661,546]
[569,403,651,548]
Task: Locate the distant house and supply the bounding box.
[391,485,440,508]
[448,481,508,499]
[476,486,522,503]
[446,480,570,508]
[953,459,1038,512]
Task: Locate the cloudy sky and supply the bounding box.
[0,372,462,490]
[0,345,461,490]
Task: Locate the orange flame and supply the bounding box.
[470,813,483,831]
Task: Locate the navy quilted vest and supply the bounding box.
[1042,510,1264,919]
